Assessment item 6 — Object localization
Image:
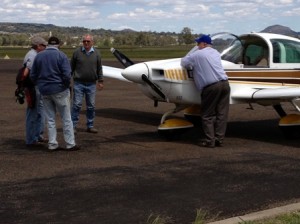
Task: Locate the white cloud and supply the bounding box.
[0,0,299,33]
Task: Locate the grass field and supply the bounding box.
[0,45,193,60]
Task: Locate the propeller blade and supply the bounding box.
[141,74,166,100]
[110,48,134,68]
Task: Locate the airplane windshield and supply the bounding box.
[211,32,240,53]
[185,33,242,63]
[212,33,242,63]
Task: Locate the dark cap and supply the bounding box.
[195,34,212,45]
[48,36,60,45]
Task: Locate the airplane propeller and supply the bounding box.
[110,48,134,68]
[141,74,166,100]
[111,48,166,100]
[110,48,194,134]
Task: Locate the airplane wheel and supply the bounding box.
[157,118,193,140]
[184,105,202,126]
[279,114,300,139]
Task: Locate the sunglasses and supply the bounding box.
[83,40,91,43]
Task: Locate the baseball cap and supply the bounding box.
[31,36,47,46]
[48,36,60,45]
[195,34,212,45]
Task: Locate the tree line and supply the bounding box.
[0,27,197,47]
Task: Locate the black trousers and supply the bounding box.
[200,80,230,143]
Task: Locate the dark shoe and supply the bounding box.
[200,141,215,148]
[65,145,81,151]
[87,127,98,133]
[48,146,64,152]
[215,140,223,147]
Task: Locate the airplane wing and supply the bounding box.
[231,84,300,102]
[102,65,131,82]
[252,87,300,100]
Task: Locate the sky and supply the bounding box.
[1,0,300,35]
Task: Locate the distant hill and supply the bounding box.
[0,22,299,37]
[0,22,173,36]
[260,24,299,38]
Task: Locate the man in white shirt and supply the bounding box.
[181,34,231,148]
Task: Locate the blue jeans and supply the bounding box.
[42,89,75,150]
[25,86,46,144]
[71,81,96,129]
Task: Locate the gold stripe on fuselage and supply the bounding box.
[163,68,300,84]
[226,69,300,84]
[229,80,300,87]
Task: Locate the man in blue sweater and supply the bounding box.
[30,36,80,151]
[71,34,104,134]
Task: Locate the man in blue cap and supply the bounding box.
[181,34,231,148]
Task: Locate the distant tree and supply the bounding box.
[113,35,124,46]
[1,35,9,46]
[179,27,195,45]
[135,32,150,46]
[0,23,187,47]
[124,33,136,46]
[102,38,111,47]
[153,35,177,46]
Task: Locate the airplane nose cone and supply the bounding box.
[121,63,149,83]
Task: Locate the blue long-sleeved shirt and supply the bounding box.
[181,47,228,90]
[30,46,71,95]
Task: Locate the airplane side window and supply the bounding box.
[272,42,280,63]
[286,45,300,63]
[271,39,300,63]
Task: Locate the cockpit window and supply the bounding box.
[271,39,300,63]
[187,33,300,65]
[220,40,243,63]
[244,44,268,66]
[212,33,243,64]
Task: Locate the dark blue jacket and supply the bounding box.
[30,46,71,95]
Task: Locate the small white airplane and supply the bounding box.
[103,32,300,138]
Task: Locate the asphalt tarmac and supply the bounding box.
[0,59,300,224]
